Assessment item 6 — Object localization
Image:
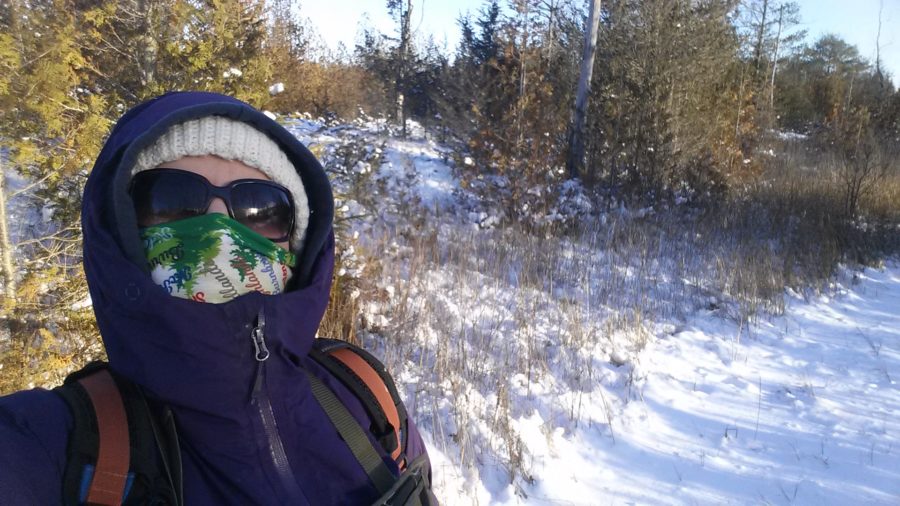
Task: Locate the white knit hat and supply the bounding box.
[130,116,309,251]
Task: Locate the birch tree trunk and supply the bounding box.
[769,5,784,114]
[396,0,412,139]
[0,157,16,302]
[566,0,602,179]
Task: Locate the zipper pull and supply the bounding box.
[251,310,270,362]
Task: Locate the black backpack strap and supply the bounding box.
[54,362,182,506]
[310,338,410,468]
[138,394,183,506]
[372,454,439,506]
[304,370,395,496]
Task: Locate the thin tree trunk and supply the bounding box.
[137,0,158,89]
[733,62,748,170]
[0,157,16,302]
[545,0,557,60]
[396,0,412,138]
[769,5,783,114]
[517,6,528,150]
[752,0,769,78]
[845,72,856,117]
[511,1,530,151]
[875,0,885,89]
[566,0,602,179]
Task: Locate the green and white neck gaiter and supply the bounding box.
[140,213,296,303]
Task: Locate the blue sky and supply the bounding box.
[796,0,899,84]
[304,0,899,84]
[303,0,481,53]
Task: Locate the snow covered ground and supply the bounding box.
[479,265,899,505]
[281,116,899,505]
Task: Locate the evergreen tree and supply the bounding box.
[0,0,111,391]
[585,0,746,201]
[137,0,272,106]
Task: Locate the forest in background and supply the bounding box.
[1,0,899,392]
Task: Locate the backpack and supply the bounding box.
[53,338,437,506]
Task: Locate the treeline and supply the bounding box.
[1,0,899,390]
[2,0,898,223]
[352,0,899,212]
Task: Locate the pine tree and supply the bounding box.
[157,0,273,106]
[585,0,747,199]
[0,0,111,392]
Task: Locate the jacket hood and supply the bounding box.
[80,93,355,502]
[83,89,335,380]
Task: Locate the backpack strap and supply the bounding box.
[329,347,404,462]
[78,369,131,505]
[55,362,130,505]
[310,338,410,469]
[55,362,182,506]
[304,370,396,496]
[372,454,438,506]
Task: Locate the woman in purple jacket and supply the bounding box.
[0,92,430,504]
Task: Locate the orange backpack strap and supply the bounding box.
[77,369,131,505]
[329,348,404,464]
[55,362,183,506]
[310,339,410,470]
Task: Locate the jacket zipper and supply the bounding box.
[250,309,305,500]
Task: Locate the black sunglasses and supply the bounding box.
[130,168,295,243]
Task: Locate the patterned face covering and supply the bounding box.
[140,213,296,303]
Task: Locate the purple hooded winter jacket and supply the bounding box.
[0,92,428,505]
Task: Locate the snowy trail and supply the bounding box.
[510,266,900,505]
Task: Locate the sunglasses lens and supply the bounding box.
[231,183,294,241]
[131,171,208,226]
